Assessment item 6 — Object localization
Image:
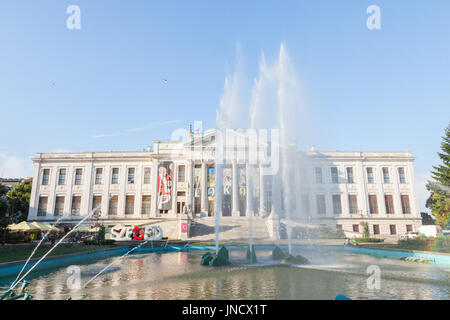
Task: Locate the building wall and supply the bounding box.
[27,144,422,236]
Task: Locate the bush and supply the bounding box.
[82,239,115,246]
[397,236,449,252]
[353,237,384,244]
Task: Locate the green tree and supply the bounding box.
[0,184,9,229]
[420,212,436,225]
[0,184,8,217]
[6,183,32,223]
[363,222,370,238]
[426,123,450,227]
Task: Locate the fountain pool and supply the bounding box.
[1,245,448,300]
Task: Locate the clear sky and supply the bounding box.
[0,1,449,211]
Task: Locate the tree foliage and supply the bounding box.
[6,183,32,223]
[426,123,450,228]
[420,212,435,225]
[0,184,9,229]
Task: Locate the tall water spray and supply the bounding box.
[249,43,303,254]
[217,43,305,255]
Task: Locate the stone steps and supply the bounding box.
[188,217,272,241]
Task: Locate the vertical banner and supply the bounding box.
[207,167,215,199]
[223,167,232,195]
[194,167,201,198]
[157,161,173,210]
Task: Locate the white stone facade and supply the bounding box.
[28,129,422,237]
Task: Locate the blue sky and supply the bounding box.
[0,1,449,211]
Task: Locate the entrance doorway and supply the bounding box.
[222,194,231,216]
[208,199,214,216]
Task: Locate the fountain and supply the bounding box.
[1,43,449,301]
[206,43,309,265]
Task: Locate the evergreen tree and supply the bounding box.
[426,123,450,227]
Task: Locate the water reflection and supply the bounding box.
[11,248,450,300]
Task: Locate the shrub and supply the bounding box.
[353,237,384,244]
[82,239,115,246]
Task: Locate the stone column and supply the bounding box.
[28,160,41,221]
[64,166,74,220]
[170,161,178,217]
[81,161,94,217]
[117,164,126,219]
[201,161,207,215]
[134,165,143,219]
[246,164,253,216]
[259,163,266,215]
[101,164,111,219]
[151,159,159,218]
[187,160,194,210]
[232,160,239,217]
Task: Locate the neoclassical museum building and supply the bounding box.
[27,128,422,237]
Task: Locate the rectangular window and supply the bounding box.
[385,195,395,214]
[336,224,343,230]
[406,225,413,232]
[141,195,151,215]
[54,196,64,216]
[316,195,326,215]
[401,195,411,214]
[144,167,151,184]
[348,195,358,214]
[125,195,135,215]
[332,195,342,214]
[352,224,359,233]
[108,195,118,215]
[95,168,103,184]
[369,195,379,214]
[366,167,374,184]
[178,165,186,182]
[331,167,338,184]
[177,201,186,214]
[42,169,50,185]
[315,168,323,184]
[373,224,380,235]
[58,168,66,185]
[128,168,135,184]
[177,191,186,197]
[75,168,83,185]
[71,196,81,216]
[382,167,390,183]
[111,168,119,184]
[390,224,397,235]
[92,196,102,215]
[346,167,354,184]
[398,167,406,184]
[37,196,48,216]
[301,195,310,214]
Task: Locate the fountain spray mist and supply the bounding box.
[216,42,307,254]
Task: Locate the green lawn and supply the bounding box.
[0,244,117,264]
[359,238,450,254]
